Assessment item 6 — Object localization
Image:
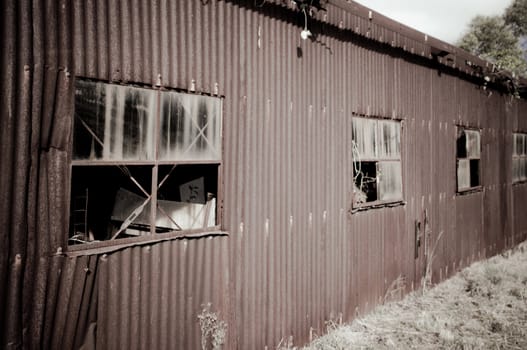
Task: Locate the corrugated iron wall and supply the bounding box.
[2,0,527,349]
[92,237,231,350]
[1,0,74,348]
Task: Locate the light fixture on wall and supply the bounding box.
[293,0,326,40]
[300,7,312,40]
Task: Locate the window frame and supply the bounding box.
[68,78,224,248]
[351,116,404,210]
[513,132,527,184]
[456,126,482,194]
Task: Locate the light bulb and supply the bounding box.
[300,29,312,40]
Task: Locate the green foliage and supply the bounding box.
[458,15,527,77]
[504,0,527,36]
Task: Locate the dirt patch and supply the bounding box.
[304,241,527,349]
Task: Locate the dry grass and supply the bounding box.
[304,241,527,350]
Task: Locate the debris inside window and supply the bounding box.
[352,117,403,207]
[69,80,222,244]
[456,127,481,192]
[353,161,378,203]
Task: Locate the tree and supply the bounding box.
[457,16,527,77]
[504,0,527,36]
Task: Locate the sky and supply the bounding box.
[353,0,513,45]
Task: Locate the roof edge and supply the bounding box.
[326,0,527,97]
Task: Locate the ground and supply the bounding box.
[304,241,527,349]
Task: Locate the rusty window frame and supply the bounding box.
[456,126,481,193]
[351,116,404,210]
[68,79,224,248]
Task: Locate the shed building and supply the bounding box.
[1,0,527,349]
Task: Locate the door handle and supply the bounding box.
[415,220,421,259]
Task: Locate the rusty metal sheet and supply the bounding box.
[3,0,527,349]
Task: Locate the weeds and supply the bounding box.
[421,219,443,292]
[276,335,294,350]
[304,240,527,350]
[197,303,227,350]
[383,275,406,304]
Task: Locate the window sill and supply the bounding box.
[65,226,227,257]
[456,186,483,196]
[351,200,405,213]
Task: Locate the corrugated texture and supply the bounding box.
[2,0,527,349]
[1,0,74,348]
[91,237,231,350]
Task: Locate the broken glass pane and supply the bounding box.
[378,161,403,201]
[69,165,153,243]
[456,129,467,158]
[73,80,156,161]
[378,120,401,159]
[457,159,470,191]
[353,161,377,203]
[352,117,377,160]
[469,159,480,187]
[159,92,222,161]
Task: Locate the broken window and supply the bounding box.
[352,117,403,207]
[69,80,222,244]
[456,127,480,192]
[513,133,527,183]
